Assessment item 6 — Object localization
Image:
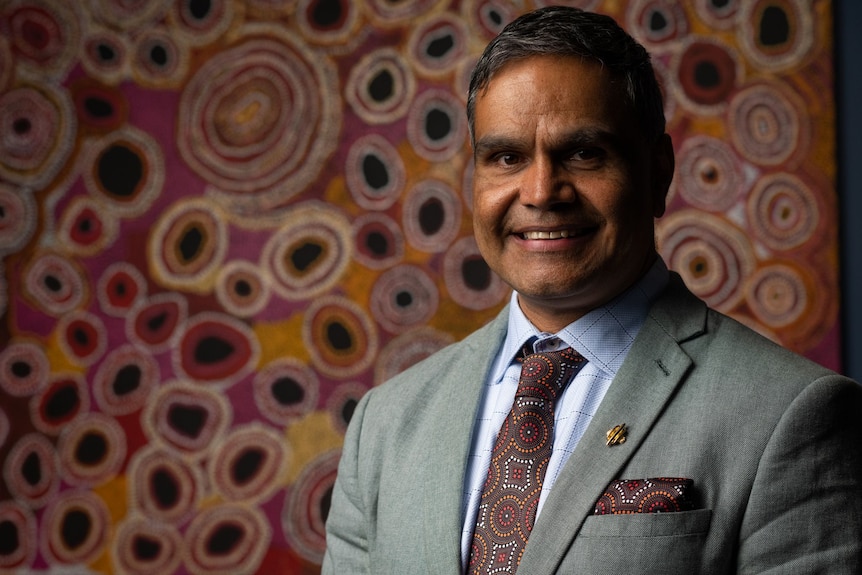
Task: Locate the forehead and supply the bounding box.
[474,55,635,133]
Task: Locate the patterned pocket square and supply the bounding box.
[593,477,694,515]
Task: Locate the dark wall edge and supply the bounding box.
[835,0,861,379]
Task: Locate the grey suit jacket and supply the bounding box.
[323,273,862,574]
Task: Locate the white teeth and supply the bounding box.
[522,230,572,240]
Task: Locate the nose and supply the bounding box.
[518,156,576,210]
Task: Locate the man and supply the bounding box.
[323,6,862,574]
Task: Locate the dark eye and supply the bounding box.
[570,148,604,161]
[495,153,521,166]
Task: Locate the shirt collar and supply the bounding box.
[493,258,669,382]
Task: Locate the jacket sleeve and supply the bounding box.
[322,390,374,575]
[737,375,862,574]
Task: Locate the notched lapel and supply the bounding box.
[517,275,706,575]
[419,309,509,574]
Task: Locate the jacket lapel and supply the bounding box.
[420,308,510,574]
[518,274,707,574]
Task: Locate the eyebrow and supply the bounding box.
[474,126,618,158]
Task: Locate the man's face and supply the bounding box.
[471,55,673,332]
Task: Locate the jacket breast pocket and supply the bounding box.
[557,509,712,574]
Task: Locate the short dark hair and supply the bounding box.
[466,6,666,145]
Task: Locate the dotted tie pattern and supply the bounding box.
[469,347,586,574]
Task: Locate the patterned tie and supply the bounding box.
[468,345,586,575]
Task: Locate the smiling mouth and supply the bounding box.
[519,229,588,240]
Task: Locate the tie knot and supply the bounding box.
[516,347,585,401]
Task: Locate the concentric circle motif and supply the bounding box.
[80,27,129,84]
[513,414,549,452]
[168,0,234,46]
[3,432,59,507]
[0,184,36,254]
[469,534,489,571]
[148,198,228,292]
[694,0,741,30]
[97,261,147,316]
[745,262,809,330]
[296,0,361,45]
[327,381,368,434]
[83,125,164,217]
[0,500,37,571]
[672,36,740,112]
[185,504,271,575]
[208,423,288,503]
[127,291,188,352]
[30,373,89,435]
[143,381,230,458]
[364,0,444,25]
[261,203,352,301]
[374,326,453,385]
[128,445,202,523]
[40,489,110,566]
[739,0,812,71]
[345,133,406,210]
[56,309,108,366]
[443,236,509,311]
[215,259,272,318]
[345,47,416,125]
[461,159,475,212]
[652,57,678,134]
[173,311,260,387]
[639,490,681,513]
[0,84,75,188]
[352,212,405,271]
[675,135,745,212]
[454,54,478,105]
[56,195,118,256]
[303,296,378,378]
[3,0,80,79]
[92,343,160,416]
[657,210,755,312]
[253,357,320,425]
[749,262,833,352]
[728,82,806,166]
[747,172,819,251]
[370,264,439,334]
[407,13,468,77]
[131,27,189,88]
[403,179,463,253]
[112,515,183,575]
[489,495,522,537]
[627,0,689,45]
[283,450,340,564]
[0,340,49,397]
[407,88,467,162]
[57,412,126,488]
[88,0,171,30]
[461,0,517,41]
[177,32,339,213]
[23,252,86,315]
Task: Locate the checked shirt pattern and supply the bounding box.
[468,346,586,574]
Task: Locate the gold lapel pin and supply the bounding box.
[606,423,628,446]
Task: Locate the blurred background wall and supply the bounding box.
[0,0,854,573]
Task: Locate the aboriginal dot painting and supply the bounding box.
[0,0,841,573]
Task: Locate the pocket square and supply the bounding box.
[593,477,694,515]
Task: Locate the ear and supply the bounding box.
[651,133,675,218]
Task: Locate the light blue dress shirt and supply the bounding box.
[459,258,670,565]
